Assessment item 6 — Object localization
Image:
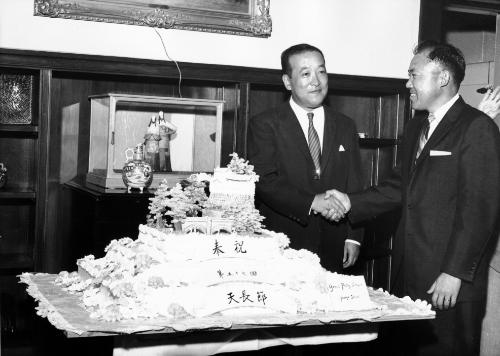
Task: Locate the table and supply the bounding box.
[20,273,434,355]
[112,323,378,355]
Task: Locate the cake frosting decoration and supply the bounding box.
[56,225,375,321]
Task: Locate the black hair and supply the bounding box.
[281,43,325,76]
[413,40,466,85]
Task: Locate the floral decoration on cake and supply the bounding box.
[226,153,259,182]
[147,175,209,229]
[146,153,264,233]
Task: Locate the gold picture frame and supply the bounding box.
[34,0,271,37]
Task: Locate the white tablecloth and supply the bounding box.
[20,273,434,355]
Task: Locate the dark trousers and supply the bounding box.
[375,301,485,356]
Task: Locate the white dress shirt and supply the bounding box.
[427,93,460,138]
[289,97,325,150]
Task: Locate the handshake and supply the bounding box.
[311,189,351,222]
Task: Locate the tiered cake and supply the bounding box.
[58,226,372,321]
[207,161,257,209]
[54,154,401,322]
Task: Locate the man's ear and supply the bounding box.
[439,70,451,87]
[282,74,292,90]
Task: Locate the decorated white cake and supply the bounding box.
[56,225,373,321]
[207,156,258,209]
[52,153,433,323]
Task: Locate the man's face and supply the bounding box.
[406,51,443,112]
[282,51,328,110]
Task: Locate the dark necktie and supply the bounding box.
[416,113,434,159]
[307,112,321,177]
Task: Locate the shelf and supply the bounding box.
[0,188,36,200]
[0,124,38,137]
[0,253,33,272]
[359,137,400,148]
[65,177,155,199]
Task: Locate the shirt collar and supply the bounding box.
[289,97,324,118]
[425,94,459,139]
[431,93,459,121]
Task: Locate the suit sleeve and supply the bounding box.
[349,165,403,224]
[442,117,500,282]
[347,116,415,224]
[247,111,314,224]
[344,121,365,243]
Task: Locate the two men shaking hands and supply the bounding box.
[311,189,350,222]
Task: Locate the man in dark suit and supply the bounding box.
[477,86,500,356]
[247,43,364,273]
[327,41,500,355]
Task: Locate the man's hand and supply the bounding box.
[322,189,351,221]
[426,272,462,310]
[311,193,346,219]
[343,241,360,268]
[478,86,500,119]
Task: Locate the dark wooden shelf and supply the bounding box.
[0,253,34,272]
[0,188,36,200]
[65,177,155,199]
[359,138,400,148]
[0,124,38,137]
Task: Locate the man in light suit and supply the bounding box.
[247,43,364,273]
[327,41,500,355]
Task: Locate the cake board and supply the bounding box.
[20,273,434,355]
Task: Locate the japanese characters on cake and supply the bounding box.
[59,226,373,321]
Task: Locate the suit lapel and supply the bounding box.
[281,104,339,175]
[282,103,312,163]
[408,114,429,174]
[413,97,466,171]
[321,107,337,172]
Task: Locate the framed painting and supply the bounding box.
[34,0,272,37]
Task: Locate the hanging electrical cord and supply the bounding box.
[114,11,184,98]
[151,27,183,98]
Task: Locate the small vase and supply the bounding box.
[122,144,153,193]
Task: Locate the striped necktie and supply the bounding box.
[416,113,434,159]
[307,112,322,177]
